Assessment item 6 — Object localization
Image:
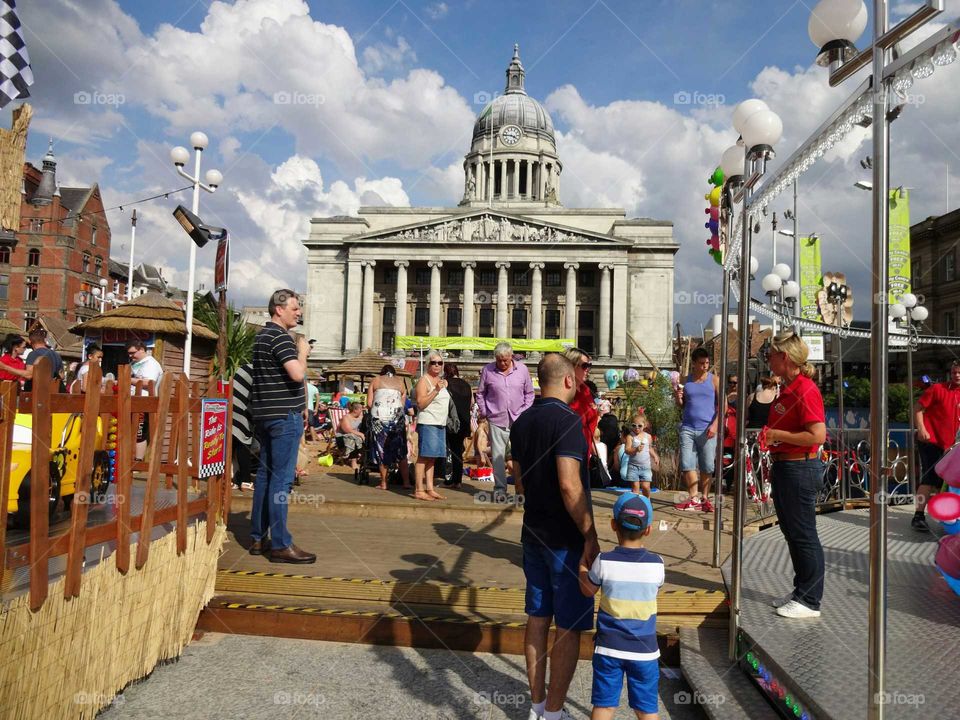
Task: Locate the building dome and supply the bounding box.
[471,45,556,147]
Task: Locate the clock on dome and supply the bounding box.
[500,125,522,145]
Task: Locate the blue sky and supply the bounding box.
[11,0,960,332]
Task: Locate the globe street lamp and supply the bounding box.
[890,293,928,498]
[170,132,223,376]
[91,278,116,314]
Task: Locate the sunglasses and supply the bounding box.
[429,360,443,366]
[630,424,643,429]
[580,362,593,370]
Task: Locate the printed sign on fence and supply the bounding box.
[200,398,228,478]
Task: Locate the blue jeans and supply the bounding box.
[771,459,825,610]
[251,411,303,550]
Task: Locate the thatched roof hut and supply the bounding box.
[0,317,20,338]
[324,349,411,392]
[70,292,217,378]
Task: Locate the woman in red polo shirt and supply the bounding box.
[763,331,826,620]
[0,334,33,386]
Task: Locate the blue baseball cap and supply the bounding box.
[613,492,654,531]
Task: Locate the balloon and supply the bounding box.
[705,206,719,220]
[604,368,619,390]
[624,368,640,382]
[659,369,671,379]
[640,379,649,387]
[708,167,724,186]
[339,396,350,407]
[705,219,719,234]
[708,235,720,250]
[705,187,721,207]
[712,251,723,265]
[936,534,960,580]
[670,371,681,386]
[928,492,960,522]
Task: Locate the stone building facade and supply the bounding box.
[302,47,678,369]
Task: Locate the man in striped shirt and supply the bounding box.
[231,363,254,491]
[580,493,664,719]
[249,289,315,564]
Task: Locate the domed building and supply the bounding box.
[302,46,677,371]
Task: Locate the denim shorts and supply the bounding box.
[591,653,659,712]
[679,426,716,474]
[522,543,594,631]
[626,464,652,483]
[417,424,446,458]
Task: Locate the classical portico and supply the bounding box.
[303,46,678,370]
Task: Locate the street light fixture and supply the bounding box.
[91,278,116,314]
[170,131,222,376]
[808,0,869,69]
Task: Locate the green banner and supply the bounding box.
[799,236,822,323]
[888,189,911,303]
[395,336,575,352]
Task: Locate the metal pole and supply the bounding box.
[906,326,916,495]
[713,258,732,569]
[793,180,800,318]
[837,310,847,504]
[216,289,228,380]
[127,209,137,301]
[730,156,753,660]
[183,147,203,376]
[868,1,891,715]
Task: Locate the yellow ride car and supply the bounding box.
[8,413,110,528]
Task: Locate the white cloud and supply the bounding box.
[425,2,449,20]
[362,35,417,74]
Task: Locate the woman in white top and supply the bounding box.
[413,350,450,501]
[367,364,411,490]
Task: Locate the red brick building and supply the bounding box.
[0,141,115,331]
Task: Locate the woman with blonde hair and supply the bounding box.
[562,347,599,460]
[413,350,450,501]
[763,331,826,619]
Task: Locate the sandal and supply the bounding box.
[427,490,446,500]
[413,492,433,501]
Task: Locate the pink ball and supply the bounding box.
[936,534,960,579]
[928,492,960,522]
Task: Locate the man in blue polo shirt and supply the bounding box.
[511,352,599,720]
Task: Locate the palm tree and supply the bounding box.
[192,294,256,378]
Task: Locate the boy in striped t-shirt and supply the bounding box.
[580,493,664,719]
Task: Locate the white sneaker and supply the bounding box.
[776,600,821,618]
[528,709,574,720]
[527,709,541,720]
[771,592,794,608]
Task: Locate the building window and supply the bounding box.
[415,267,432,286]
[578,269,595,287]
[577,309,595,354]
[91,226,98,246]
[382,307,396,352]
[479,307,494,337]
[0,246,9,264]
[447,268,463,286]
[113,279,120,295]
[944,310,957,337]
[383,267,398,285]
[545,270,562,287]
[913,258,922,287]
[945,252,956,283]
[414,307,429,334]
[25,275,39,302]
[512,308,527,337]
[0,274,7,300]
[30,218,43,232]
[478,269,496,286]
[512,269,529,287]
[447,307,462,336]
[95,257,103,276]
[27,248,40,266]
[544,308,561,339]
[23,311,36,332]
[82,253,91,274]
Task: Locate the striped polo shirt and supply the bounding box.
[250,322,306,420]
[587,546,665,661]
[232,363,254,444]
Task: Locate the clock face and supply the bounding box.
[500,125,522,145]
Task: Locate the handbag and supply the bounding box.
[589,440,612,488]
[446,397,461,435]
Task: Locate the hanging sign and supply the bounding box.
[199,398,228,478]
[214,230,230,292]
[799,236,823,323]
[888,190,911,304]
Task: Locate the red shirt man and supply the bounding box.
[912,361,960,533]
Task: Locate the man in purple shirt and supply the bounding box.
[476,342,535,498]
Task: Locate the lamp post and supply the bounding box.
[761,264,798,334]
[91,278,115,314]
[730,98,782,659]
[890,293,927,497]
[126,209,137,300]
[170,133,223,376]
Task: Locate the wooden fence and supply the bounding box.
[0,356,233,611]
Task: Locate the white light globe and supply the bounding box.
[742,109,783,150]
[773,263,792,281]
[170,146,190,166]
[749,256,760,275]
[190,131,209,150]
[889,303,906,319]
[808,0,869,49]
[910,306,929,322]
[762,273,783,293]
[205,169,223,188]
[899,292,917,309]
[783,280,800,299]
[92,287,101,298]
[733,99,769,134]
[720,145,745,179]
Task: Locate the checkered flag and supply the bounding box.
[0,1,32,110]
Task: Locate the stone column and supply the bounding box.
[344,260,362,352]
[564,262,579,341]
[499,160,507,200]
[511,158,519,199]
[462,261,476,356]
[394,260,409,338]
[529,262,544,339]
[538,156,546,200]
[428,260,443,337]
[361,260,376,350]
[612,264,628,358]
[496,261,510,338]
[598,264,613,358]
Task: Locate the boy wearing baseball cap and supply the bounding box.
[579,493,664,719]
